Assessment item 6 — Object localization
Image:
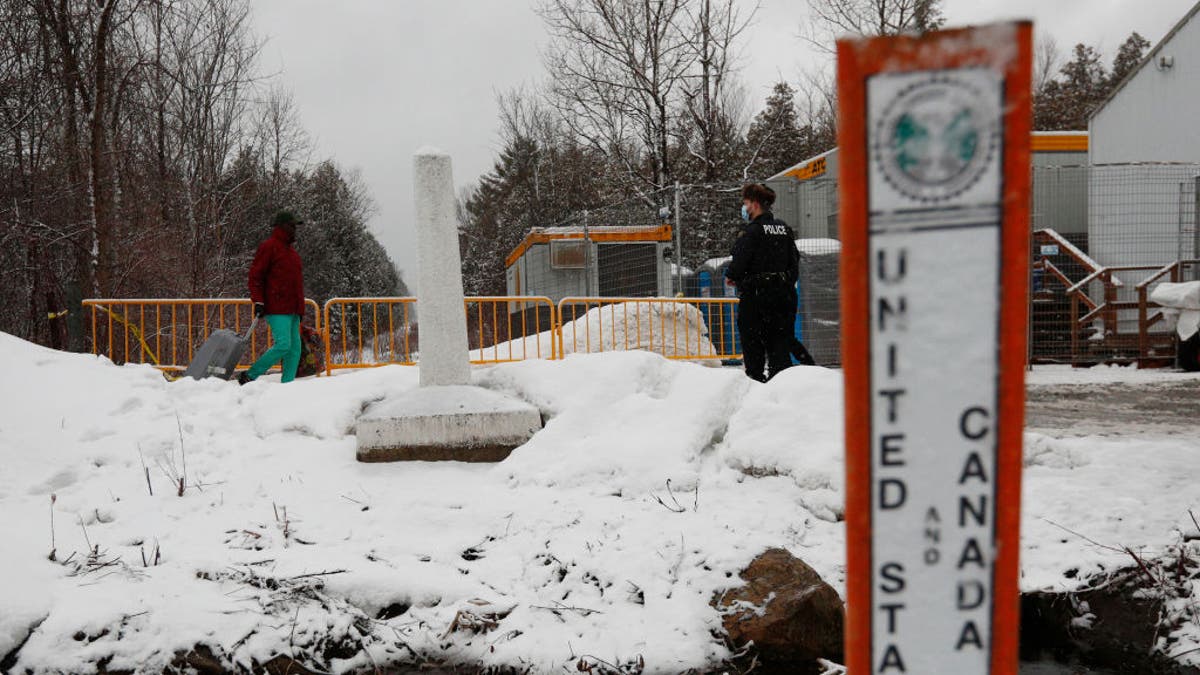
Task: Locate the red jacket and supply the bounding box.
[248,226,305,316]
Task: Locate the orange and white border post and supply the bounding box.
[838,23,1032,674]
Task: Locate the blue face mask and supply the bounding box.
[740,204,750,222]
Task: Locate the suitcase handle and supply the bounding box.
[242,316,259,342]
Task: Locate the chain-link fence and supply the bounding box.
[1030,163,1200,366]
[504,183,844,366]
[517,164,1200,369]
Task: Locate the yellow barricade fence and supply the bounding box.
[555,297,741,361]
[466,296,557,364]
[84,296,741,375]
[83,298,322,373]
[322,297,418,373]
[321,296,558,374]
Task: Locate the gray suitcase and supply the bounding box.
[184,318,258,380]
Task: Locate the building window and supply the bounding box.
[550,240,586,269]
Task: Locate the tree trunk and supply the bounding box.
[88,0,120,297]
[38,0,95,297]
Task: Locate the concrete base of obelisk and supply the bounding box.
[355,385,542,463]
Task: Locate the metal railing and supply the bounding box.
[466,296,557,364]
[83,298,321,372]
[322,297,418,373]
[320,296,560,374]
[85,295,746,376]
[555,297,740,361]
[86,271,1200,375]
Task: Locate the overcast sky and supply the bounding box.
[250,0,1197,285]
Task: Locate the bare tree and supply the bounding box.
[161,0,264,294]
[538,0,695,197]
[677,0,756,182]
[1,0,403,348]
[802,0,944,53]
[256,85,310,182]
[1034,34,1063,95]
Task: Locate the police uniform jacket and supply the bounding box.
[725,212,799,297]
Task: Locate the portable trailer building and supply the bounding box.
[504,224,675,304]
[766,148,839,241]
[765,132,1091,365]
[766,131,1091,243]
[1031,131,1090,246]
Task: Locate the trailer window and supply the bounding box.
[550,240,586,269]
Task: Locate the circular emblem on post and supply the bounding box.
[873,73,999,204]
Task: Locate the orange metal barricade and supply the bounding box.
[83,298,322,373]
[321,296,558,373]
[84,295,741,375]
[555,297,741,361]
[322,297,418,374]
[466,296,557,364]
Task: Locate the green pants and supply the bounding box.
[247,314,301,383]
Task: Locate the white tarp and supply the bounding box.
[1150,281,1200,339]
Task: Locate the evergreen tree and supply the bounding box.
[1034,43,1108,130]
[1034,32,1151,131]
[295,161,402,304]
[745,82,822,180]
[1109,32,1151,88]
[459,113,616,296]
[913,0,945,32]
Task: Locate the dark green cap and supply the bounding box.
[272,210,303,227]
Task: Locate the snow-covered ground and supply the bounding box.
[1,334,1197,672]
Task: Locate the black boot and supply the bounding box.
[790,339,816,366]
[237,371,251,385]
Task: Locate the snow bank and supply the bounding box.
[484,351,749,493]
[2,329,1199,672]
[1022,432,1200,591]
[0,333,838,673]
[719,366,845,521]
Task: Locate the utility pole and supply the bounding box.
[674,181,683,295]
[582,209,592,296]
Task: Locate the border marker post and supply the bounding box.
[838,22,1032,675]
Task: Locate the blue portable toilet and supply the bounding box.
[696,258,741,357]
[697,256,826,362]
[792,275,805,363]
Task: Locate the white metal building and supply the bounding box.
[1088,1,1200,270]
[1090,1,1200,165]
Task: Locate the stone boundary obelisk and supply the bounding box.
[354,149,542,463]
[413,148,471,387]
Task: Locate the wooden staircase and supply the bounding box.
[1031,229,1198,368]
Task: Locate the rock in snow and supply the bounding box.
[714,547,844,666]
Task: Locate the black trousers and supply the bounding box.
[737,286,796,382]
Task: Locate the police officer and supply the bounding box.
[726,183,800,382]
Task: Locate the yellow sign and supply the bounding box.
[784,155,828,181]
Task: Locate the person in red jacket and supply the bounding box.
[239,211,306,384]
